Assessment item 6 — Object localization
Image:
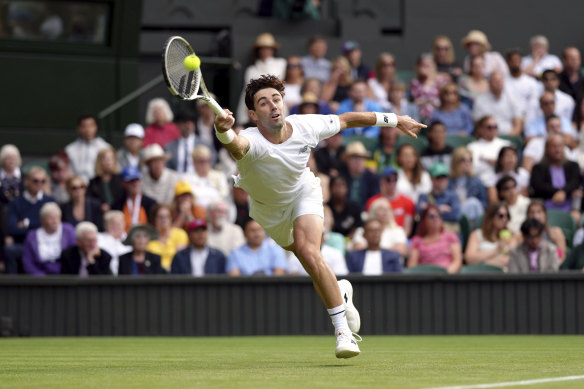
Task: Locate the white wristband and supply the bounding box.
[374,112,398,127]
[215,128,235,144]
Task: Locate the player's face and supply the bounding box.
[251,88,285,132]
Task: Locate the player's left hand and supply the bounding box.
[396,115,427,138]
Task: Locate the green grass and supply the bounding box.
[1,336,584,389]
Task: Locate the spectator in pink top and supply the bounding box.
[407,204,462,273]
[143,98,180,148]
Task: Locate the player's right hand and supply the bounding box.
[396,115,427,139]
[215,108,235,133]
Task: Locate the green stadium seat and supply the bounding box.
[403,264,448,274]
[395,135,428,155]
[445,134,473,150]
[460,263,504,274]
[547,209,576,248]
[499,135,524,151]
[342,134,378,153]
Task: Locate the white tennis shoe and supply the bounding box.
[338,279,361,333]
[335,330,361,358]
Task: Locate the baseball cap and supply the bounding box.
[382,166,398,177]
[174,181,192,197]
[429,162,449,178]
[121,165,141,182]
[342,40,360,53]
[186,218,207,232]
[124,123,144,139]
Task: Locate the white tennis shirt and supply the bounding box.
[234,114,340,207]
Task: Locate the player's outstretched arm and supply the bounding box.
[214,108,250,160]
[338,112,426,139]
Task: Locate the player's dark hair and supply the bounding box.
[244,75,286,111]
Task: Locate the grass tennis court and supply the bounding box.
[1,336,583,389]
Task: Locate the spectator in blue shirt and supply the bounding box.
[227,219,288,276]
[336,79,384,137]
[417,162,461,230]
[430,83,474,135]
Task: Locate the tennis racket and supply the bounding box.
[161,36,226,118]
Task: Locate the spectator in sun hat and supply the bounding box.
[117,123,144,171]
[112,165,157,232]
[140,143,179,206]
[342,40,370,81]
[171,218,227,276]
[340,141,379,209]
[170,180,206,230]
[461,30,509,78]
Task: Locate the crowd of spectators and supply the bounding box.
[2,29,584,276]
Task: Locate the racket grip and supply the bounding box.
[206,98,227,118]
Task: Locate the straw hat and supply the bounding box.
[343,141,371,160]
[461,30,491,51]
[253,33,280,49]
[142,144,170,163]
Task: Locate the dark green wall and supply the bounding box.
[0,0,142,155]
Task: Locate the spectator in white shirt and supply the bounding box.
[97,210,131,275]
[65,114,110,183]
[521,35,563,79]
[141,144,179,205]
[472,72,523,136]
[525,69,575,124]
[467,116,511,185]
[505,49,540,119]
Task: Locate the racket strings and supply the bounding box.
[165,39,201,99]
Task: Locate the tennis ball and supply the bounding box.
[184,55,201,71]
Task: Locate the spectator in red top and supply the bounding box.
[143,98,180,148]
[365,166,415,237]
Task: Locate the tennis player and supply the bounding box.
[214,75,425,358]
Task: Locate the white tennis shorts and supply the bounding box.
[250,174,324,248]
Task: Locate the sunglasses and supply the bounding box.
[32,178,46,184]
[384,176,398,183]
[485,125,498,130]
[435,45,450,51]
[427,213,440,219]
[497,213,509,219]
[70,185,86,190]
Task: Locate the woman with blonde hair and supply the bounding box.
[465,202,519,269]
[88,147,123,213]
[409,53,449,122]
[351,197,408,257]
[143,97,180,148]
[368,52,397,108]
[61,175,104,231]
[432,35,462,82]
[321,55,353,112]
[0,144,22,205]
[448,146,487,225]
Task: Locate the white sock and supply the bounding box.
[327,304,350,334]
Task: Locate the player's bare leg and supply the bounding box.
[286,214,361,358]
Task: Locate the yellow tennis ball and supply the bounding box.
[184,55,201,71]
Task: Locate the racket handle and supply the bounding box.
[206,98,227,118]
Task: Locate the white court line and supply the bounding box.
[423,374,584,389]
